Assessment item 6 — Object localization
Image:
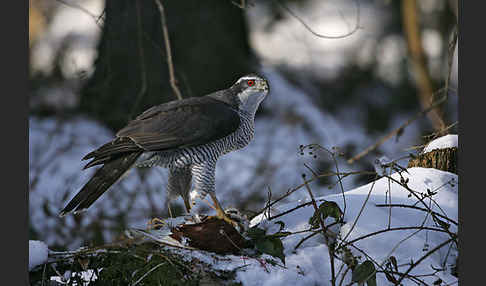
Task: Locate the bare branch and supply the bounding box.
[55,0,104,28]
[347,90,449,164]
[374,204,457,226]
[274,0,361,39]
[132,262,166,286]
[154,0,183,101]
[129,0,148,120]
[402,0,446,132]
[445,26,458,94]
[396,238,454,285]
[303,176,337,286]
[339,175,378,245]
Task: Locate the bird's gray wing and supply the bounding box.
[81,97,240,169]
[115,96,241,151]
[60,97,240,216]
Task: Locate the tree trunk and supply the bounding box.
[80,0,254,131]
[407,147,457,174]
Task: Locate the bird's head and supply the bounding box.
[233,74,269,114]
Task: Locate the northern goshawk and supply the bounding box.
[59,74,269,225]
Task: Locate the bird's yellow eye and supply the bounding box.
[247,80,255,86]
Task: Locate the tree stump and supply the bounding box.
[407,147,457,174]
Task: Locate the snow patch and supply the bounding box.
[423,134,458,153]
[249,167,457,285]
[50,269,99,284]
[29,240,49,271]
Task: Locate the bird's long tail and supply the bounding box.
[59,151,143,217]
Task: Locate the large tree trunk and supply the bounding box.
[80,0,254,130]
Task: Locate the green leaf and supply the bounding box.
[308,201,343,229]
[366,274,377,286]
[352,260,376,284]
[246,226,266,240]
[255,237,286,265]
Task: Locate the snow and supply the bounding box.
[422,134,458,153]
[50,269,99,285]
[245,167,457,285]
[132,167,457,286]
[29,240,49,271]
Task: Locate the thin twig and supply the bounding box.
[294,231,320,250]
[376,207,434,282]
[445,25,458,94]
[386,173,392,229]
[338,266,351,286]
[267,201,314,221]
[303,177,336,286]
[347,90,449,164]
[422,121,458,142]
[255,170,375,219]
[382,174,457,243]
[55,0,104,28]
[274,0,361,39]
[402,0,446,132]
[220,229,242,251]
[154,0,183,101]
[312,145,347,218]
[129,0,148,120]
[395,238,454,285]
[374,204,457,226]
[131,262,166,286]
[41,263,47,286]
[339,175,378,246]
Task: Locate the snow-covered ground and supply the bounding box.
[242,167,458,285]
[30,165,457,285]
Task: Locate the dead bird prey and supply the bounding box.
[59,74,269,226]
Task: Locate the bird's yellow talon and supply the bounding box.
[147,217,166,230]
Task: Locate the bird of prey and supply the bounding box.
[59,74,269,225]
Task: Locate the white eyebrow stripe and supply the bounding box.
[238,76,261,82]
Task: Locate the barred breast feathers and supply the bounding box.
[136,110,255,170]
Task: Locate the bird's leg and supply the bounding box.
[208,192,239,228]
[183,196,192,214]
[147,217,166,230]
[191,160,238,227]
[203,197,217,210]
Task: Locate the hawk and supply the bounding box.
[59,74,269,225]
